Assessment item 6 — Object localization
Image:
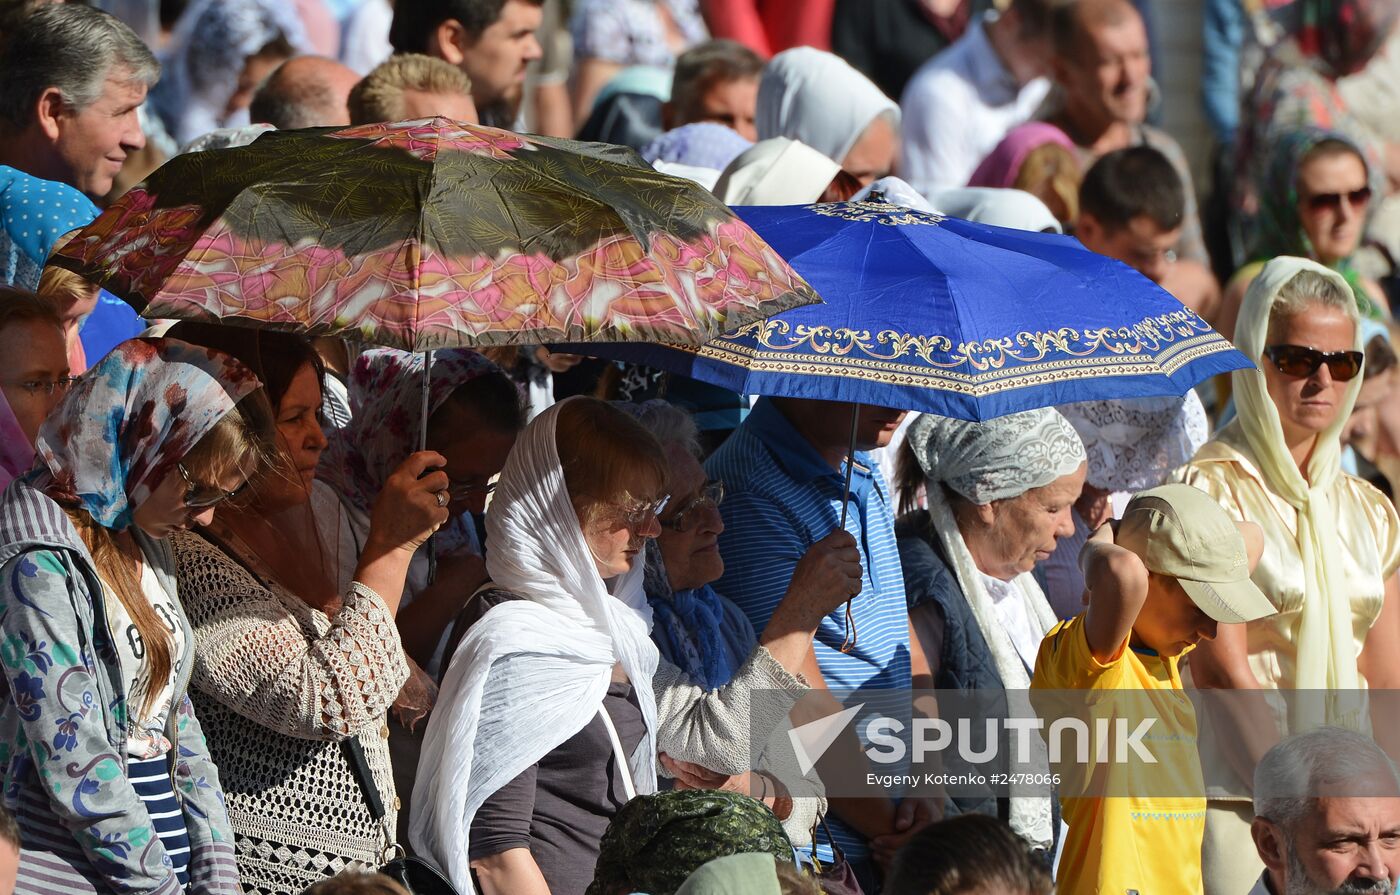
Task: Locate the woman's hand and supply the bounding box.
[391,657,439,732]
[365,451,451,556]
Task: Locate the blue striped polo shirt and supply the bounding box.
[706,398,913,861]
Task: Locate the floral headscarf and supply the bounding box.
[586,790,795,895]
[34,338,261,530]
[1253,127,1380,318]
[319,347,504,516]
[1276,0,1398,76]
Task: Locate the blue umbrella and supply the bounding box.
[563,199,1252,421]
[560,199,1253,650]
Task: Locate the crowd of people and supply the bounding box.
[0,0,1397,894]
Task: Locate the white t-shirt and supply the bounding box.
[103,561,185,759]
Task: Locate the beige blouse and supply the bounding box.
[1173,444,1400,692]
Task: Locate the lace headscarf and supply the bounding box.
[151,0,309,146]
[1222,256,1363,699]
[410,398,661,889]
[906,408,1085,848]
[756,48,899,165]
[1060,393,1210,493]
[33,338,261,530]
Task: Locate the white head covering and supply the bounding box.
[906,408,1086,848]
[152,0,310,146]
[1221,256,1364,699]
[930,187,1064,234]
[713,138,841,206]
[756,47,899,165]
[1061,392,1210,493]
[410,398,661,888]
[852,176,937,212]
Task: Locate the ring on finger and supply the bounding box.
[435,491,448,508]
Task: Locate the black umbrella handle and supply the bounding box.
[420,350,437,585]
[838,404,859,654]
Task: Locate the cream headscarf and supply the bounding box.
[1222,256,1365,696]
[906,408,1086,846]
[756,47,899,165]
[409,398,660,888]
[712,138,841,206]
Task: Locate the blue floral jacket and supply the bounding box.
[0,479,239,894]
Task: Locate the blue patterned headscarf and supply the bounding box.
[0,167,98,291]
[34,338,262,530]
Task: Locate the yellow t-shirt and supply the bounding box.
[1032,615,1205,895]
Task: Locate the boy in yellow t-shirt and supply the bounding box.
[1032,484,1272,895]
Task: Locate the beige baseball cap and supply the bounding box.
[1116,483,1275,624]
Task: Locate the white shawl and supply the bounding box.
[907,408,1086,847]
[409,399,660,890]
[756,47,899,165]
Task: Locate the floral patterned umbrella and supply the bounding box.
[49,118,818,351]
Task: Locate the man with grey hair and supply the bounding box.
[1251,727,1400,895]
[250,56,361,130]
[0,4,157,198]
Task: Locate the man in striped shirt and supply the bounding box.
[706,396,936,888]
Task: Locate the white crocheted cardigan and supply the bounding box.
[171,531,409,895]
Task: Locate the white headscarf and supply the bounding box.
[1221,256,1364,698]
[756,47,899,165]
[152,0,310,146]
[929,187,1064,234]
[1060,392,1210,493]
[409,398,661,889]
[906,408,1086,847]
[713,138,841,206]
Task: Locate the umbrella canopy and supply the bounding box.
[49,118,818,351]
[562,200,1253,421]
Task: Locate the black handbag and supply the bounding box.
[340,737,461,895]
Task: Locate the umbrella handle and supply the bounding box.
[838,404,859,654]
[421,350,437,585]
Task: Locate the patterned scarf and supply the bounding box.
[34,337,261,529]
[587,790,794,895]
[1252,126,1381,320]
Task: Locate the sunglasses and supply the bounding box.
[617,495,670,529]
[177,462,247,509]
[1304,186,1372,213]
[1263,344,1364,382]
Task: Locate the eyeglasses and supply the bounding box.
[618,495,670,529]
[177,462,247,510]
[1264,344,1365,382]
[1304,186,1372,213]
[9,376,76,396]
[661,480,725,533]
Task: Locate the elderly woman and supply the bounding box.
[1172,257,1400,895]
[0,290,69,489]
[628,400,855,846]
[412,398,846,895]
[893,408,1087,851]
[0,338,262,895]
[168,326,451,893]
[755,47,899,185]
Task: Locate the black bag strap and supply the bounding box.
[341,737,388,823]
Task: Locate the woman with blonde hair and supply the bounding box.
[1172,257,1400,894]
[0,338,265,895]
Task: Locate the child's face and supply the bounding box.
[1133,574,1218,657]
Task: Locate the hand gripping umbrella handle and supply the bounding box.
[838,404,859,654]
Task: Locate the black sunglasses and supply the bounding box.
[1263,344,1364,382]
[1304,186,1372,213]
[177,462,247,509]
